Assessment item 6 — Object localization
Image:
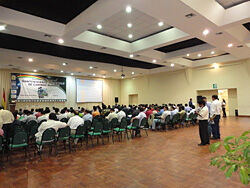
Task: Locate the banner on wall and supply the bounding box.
[11,73,67,102]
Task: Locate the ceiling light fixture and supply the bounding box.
[197,53,202,57]
[114,69,117,72]
[103,75,106,78]
[93,73,96,76]
[213,63,219,69]
[158,22,164,27]
[71,73,74,75]
[28,58,33,62]
[62,62,67,66]
[89,66,93,69]
[170,63,175,67]
[186,54,190,57]
[153,59,157,63]
[97,24,102,29]
[60,70,64,73]
[129,54,134,58]
[202,29,209,36]
[58,38,64,44]
[33,69,37,72]
[0,25,6,31]
[132,72,135,75]
[126,6,132,13]
[211,51,215,55]
[127,23,132,28]
[227,43,233,48]
[128,34,133,39]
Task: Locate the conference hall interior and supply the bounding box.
[0,0,249,187]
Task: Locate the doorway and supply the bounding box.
[197,88,238,116]
[129,94,138,105]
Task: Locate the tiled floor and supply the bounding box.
[0,117,249,188]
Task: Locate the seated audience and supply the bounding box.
[26,110,37,123]
[37,110,48,123]
[178,106,186,119]
[57,109,67,121]
[152,106,171,130]
[0,107,15,129]
[184,104,192,113]
[67,111,84,144]
[92,106,100,118]
[83,109,93,122]
[117,107,126,123]
[106,108,118,122]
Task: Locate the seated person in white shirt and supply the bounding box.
[35,113,68,144]
[26,111,37,123]
[130,108,146,136]
[37,110,48,123]
[57,109,68,121]
[170,106,177,120]
[117,108,126,123]
[106,108,118,122]
[68,111,84,144]
[184,104,192,113]
[152,106,171,130]
[83,109,93,122]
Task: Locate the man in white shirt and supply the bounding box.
[170,106,177,120]
[196,100,209,146]
[68,111,84,132]
[0,107,14,129]
[106,108,118,122]
[26,111,37,123]
[35,113,67,143]
[152,106,171,130]
[117,108,126,123]
[130,108,146,136]
[57,109,67,121]
[37,111,48,123]
[210,95,222,139]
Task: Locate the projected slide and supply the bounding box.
[76,79,103,102]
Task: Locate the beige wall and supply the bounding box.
[0,69,120,110]
[121,59,250,116]
[228,89,238,116]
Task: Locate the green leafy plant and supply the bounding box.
[209,131,250,185]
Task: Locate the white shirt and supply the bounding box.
[117,110,126,122]
[37,115,48,123]
[26,115,37,123]
[197,106,209,120]
[106,112,118,122]
[136,112,146,125]
[35,120,67,141]
[211,99,222,116]
[67,115,84,130]
[57,113,67,121]
[0,109,14,128]
[161,110,171,120]
[83,113,92,122]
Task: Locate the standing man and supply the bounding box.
[189,98,193,107]
[196,100,209,146]
[210,95,222,140]
[203,97,212,138]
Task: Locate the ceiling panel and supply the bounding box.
[0,0,98,24]
[0,32,163,69]
[89,8,172,42]
[215,0,249,9]
[155,38,207,53]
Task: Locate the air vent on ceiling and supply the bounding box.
[49,69,54,71]
[237,45,244,48]
[44,34,52,38]
[94,66,98,69]
[185,13,196,18]
[216,32,223,35]
[101,47,107,50]
[135,55,140,57]
[8,64,13,66]
[17,56,23,59]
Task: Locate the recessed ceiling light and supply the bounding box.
[71,73,74,75]
[60,70,64,73]
[33,69,37,72]
[213,63,219,69]
[93,73,96,76]
[0,25,6,31]
[127,23,132,28]
[28,58,33,62]
[126,6,132,13]
[170,63,175,67]
[152,59,157,63]
[129,54,134,58]
[62,62,67,66]
[132,72,135,75]
[186,54,190,57]
[103,75,106,78]
[114,69,117,72]
[211,51,215,55]
[202,29,209,36]
[58,38,64,44]
[89,66,93,69]
[227,43,233,48]
[197,53,202,57]
[128,34,133,39]
[121,76,124,79]
[97,24,102,30]
[158,22,164,27]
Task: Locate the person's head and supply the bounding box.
[185,104,188,107]
[19,108,22,112]
[223,99,226,102]
[164,106,168,111]
[170,106,175,111]
[41,110,46,115]
[13,110,18,119]
[198,100,205,107]
[190,98,192,101]
[212,95,218,101]
[202,97,207,103]
[81,107,85,112]
[74,110,79,116]
[0,107,3,110]
[93,106,97,111]
[45,107,50,114]
[110,108,115,113]
[49,113,57,120]
[61,109,66,114]
[55,108,59,114]
[31,108,34,113]
[139,107,144,112]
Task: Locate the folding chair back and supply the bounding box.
[58,126,70,140]
[41,128,56,144]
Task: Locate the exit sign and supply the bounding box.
[213,83,217,89]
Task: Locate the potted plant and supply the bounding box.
[209,131,249,185]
